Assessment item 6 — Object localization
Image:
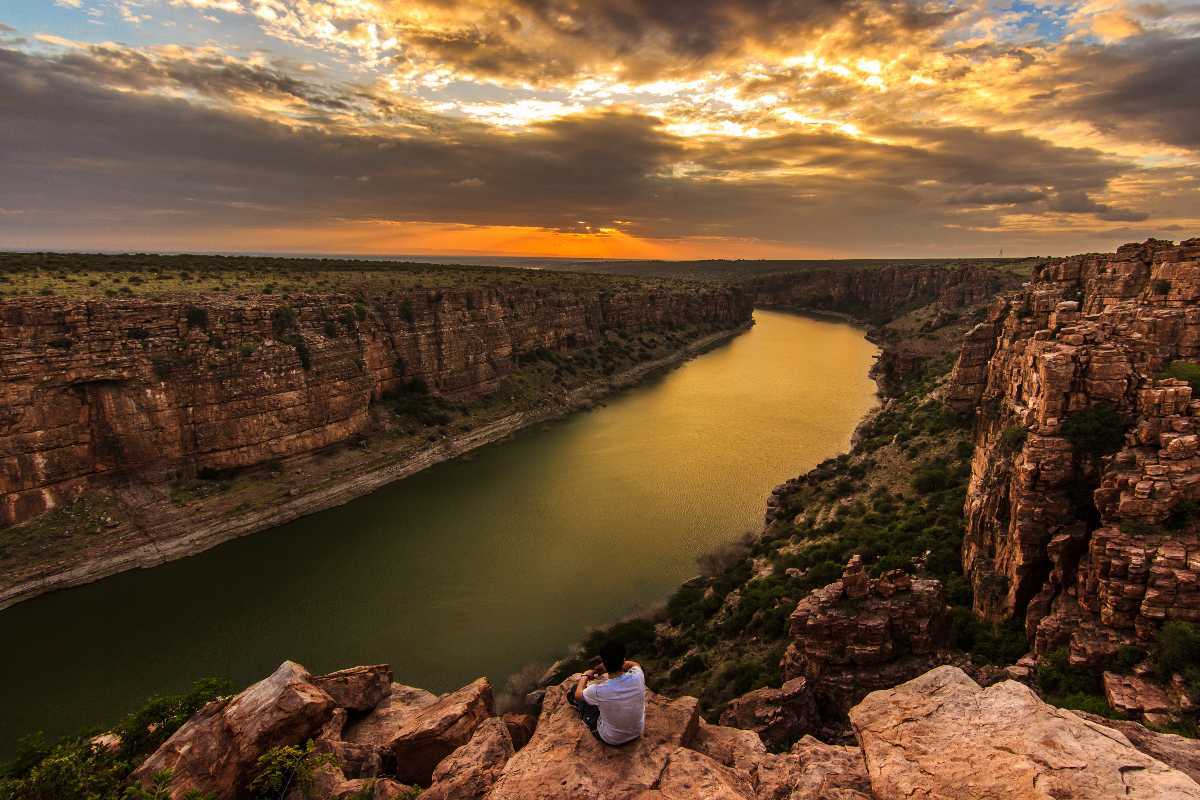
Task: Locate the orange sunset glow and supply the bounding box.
[2,0,1199,257]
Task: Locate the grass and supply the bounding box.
[0,252,694,300]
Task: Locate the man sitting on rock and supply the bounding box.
[568,640,646,746]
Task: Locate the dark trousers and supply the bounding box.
[568,685,605,743]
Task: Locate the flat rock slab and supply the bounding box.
[314,664,393,711]
[849,665,1200,800]
[484,679,702,800]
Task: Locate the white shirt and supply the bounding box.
[582,665,646,745]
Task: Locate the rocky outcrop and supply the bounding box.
[0,285,750,528]
[1073,710,1200,784]
[313,664,393,712]
[387,677,495,785]
[131,660,336,799]
[718,678,819,752]
[780,557,950,714]
[849,665,1200,799]
[419,717,514,800]
[944,238,1200,665]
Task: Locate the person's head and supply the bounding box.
[598,640,626,674]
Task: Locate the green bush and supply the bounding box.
[1037,647,1101,697]
[270,307,297,336]
[1154,621,1200,686]
[948,607,1027,664]
[1061,405,1126,460]
[0,679,230,800]
[184,306,209,329]
[247,740,334,800]
[399,299,415,324]
[999,425,1027,453]
[1153,279,1172,295]
[1162,361,1200,393]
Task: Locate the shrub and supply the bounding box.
[913,462,951,494]
[1153,279,1172,295]
[270,307,297,336]
[247,740,334,800]
[999,425,1027,453]
[353,303,367,322]
[322,320,338,339]
[399,299,415,324]
[1162,361,1200,394]
[1037,647,1101,697]
[948,607,1027,664]
[280,334,311,371]
[1061,405,1126,460]
[1154,621,1200,685]
[184,306,209,329]
[1166,500,1200,531]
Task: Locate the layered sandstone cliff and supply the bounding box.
[945,239,1200,665]
[0,286,749,527]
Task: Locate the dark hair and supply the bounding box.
[599,640,626,673]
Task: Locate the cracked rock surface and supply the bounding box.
[849,665,1200,799]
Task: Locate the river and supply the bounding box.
[0,309,878,757]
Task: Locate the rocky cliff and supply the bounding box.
[751,263,1025,395]
[945,239,1200,668]
[54,658,1200,800]
[0,286,749,528]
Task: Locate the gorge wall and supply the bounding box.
[945,239,1200,665]
[0,285,751,527]
[750,263,1019,322]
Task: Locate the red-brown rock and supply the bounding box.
[132,660,335,800]
[314,664,393,712]
[387,677,494,785]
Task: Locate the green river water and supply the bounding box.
[0,309,878,757]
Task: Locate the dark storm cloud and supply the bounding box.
[1047,191,1149,222]
[398,0,959,82]
[945,187,1046,206]
[1051,35,1200,151]
[0,44,1150,247]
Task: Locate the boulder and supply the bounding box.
[315,708,382,779]
[419,717,514,800]
[389,677,494,785]
[1103,671,1172,717]
[132,660,335,800]
[690,719,766,777]
[314,664,393,711]
[1073,711,1200,785]
[753,736,873,800]
[849,665,1200,799]
[288,764,414,800]
[718,677,818,751]
[484,677,701,800]
[655,746,754,799]
[343,683,439,748]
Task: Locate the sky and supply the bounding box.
[1,1,1198,258]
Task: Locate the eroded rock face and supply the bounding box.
[419,717,514,800]
[752,736,873,800]
[314,664,393,712]
[780,559,949,714]
[945,238,1200,664]
[1072,710,1200,785]
[131,660,335,800]
[387,677,495,785]
[343,683,439,749]
[718,678,819,752]
[849,665,1200,799]
[0,287,751,526]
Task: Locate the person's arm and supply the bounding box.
[575,668,598,701]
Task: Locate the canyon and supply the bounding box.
[8,243,1200,799]
[0,282,750,608]
[946,239,1200,676]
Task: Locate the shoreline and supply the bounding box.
[0,321,753,611]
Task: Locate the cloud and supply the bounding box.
[1050,35,1200,151]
